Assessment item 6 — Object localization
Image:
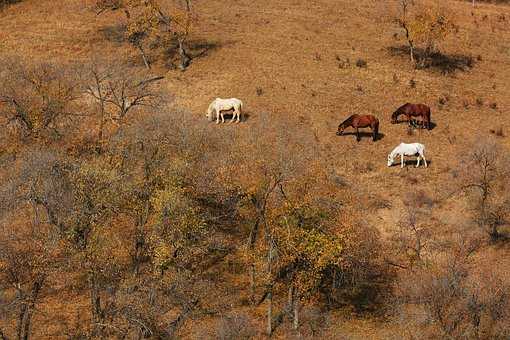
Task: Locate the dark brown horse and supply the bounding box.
[336,114,379,142]
[391,103,431,130]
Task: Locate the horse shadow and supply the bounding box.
[389,159,433,167]
[212,111,251,123]
[393,120,437,131]
[337,131,386,141]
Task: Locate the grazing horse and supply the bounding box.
[387,142,427,168]
[391,103,431,130]
[206,98,243,124]
[336,114,379,142]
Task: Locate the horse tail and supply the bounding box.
[419,143,425,155]
[373,119,379,141]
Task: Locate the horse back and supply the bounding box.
[413,143,425,154]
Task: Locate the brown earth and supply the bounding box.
[1,0,510,338]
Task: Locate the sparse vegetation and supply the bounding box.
[355,58,367,68]
[457,140,510,241]
[96,0,195,69]
[1,0,509,338]
[393,0,462,71]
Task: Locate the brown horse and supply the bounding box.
[336,114,379,142]
[391,103,431,130]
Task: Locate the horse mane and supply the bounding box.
[339,114,355,128]
[207,100,215,113]
[391,103,410,119]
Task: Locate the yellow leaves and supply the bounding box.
[402,2,457,48]
[152,241,172,271]
[123,0,195,44]
[172,7,197,37]
[148,186,208,273]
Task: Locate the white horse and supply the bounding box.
[387,143,428,168]
[206,98,243,124]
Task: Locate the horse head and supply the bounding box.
[206,110,213,121]
[206,102,215,121]
[387,153,394,167]
[391,110,399,124]
[336,124,345,136]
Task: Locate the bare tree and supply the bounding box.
[394,249,510,339]
[458,139,510,241]
[0,226,57,340]
[0,57,80,142]
[83,61,164,145]
[394,0,457,66]
[389,190,435,268]
[96,0,196,70]
[397,0,416,63]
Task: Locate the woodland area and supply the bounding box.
[0,0,509,339]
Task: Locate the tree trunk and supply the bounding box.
[288,284,294,316]
[490,224,500,241]
[88,272,103,335]
[30,200,39,228]
[177,38,191,71]
[137,45,151,70]
[400,3,415,65]
[267,288,273,336]
[184,0,191,11]
[16,301,27,340]
[250,264,256,303]
[287,283,299,330]
[266,239,274,336]
[248,218,260,304]
[167,299,198,338]
[132,228,145,276]
[17,276,45,340]
[293,299,299,330]
[98,109,105,145]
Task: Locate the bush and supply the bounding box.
[356,58,367,68]
[0,57,80,143]
[0,0,21,8]
[216,313,257,340]
[394,256,510,339]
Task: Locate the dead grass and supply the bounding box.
[1,0,510,338]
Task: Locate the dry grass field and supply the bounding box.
[1,0,510,338]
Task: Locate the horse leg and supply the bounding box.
[236,108,241,123]
[216,110,220,124]
[401,154,404,168]
[422,153,428,167]
[221,112,225,123]
[416,156,420,167]
[356,128,360,142]
[229,109,236,123]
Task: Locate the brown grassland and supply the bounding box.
[1,0,510,339]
